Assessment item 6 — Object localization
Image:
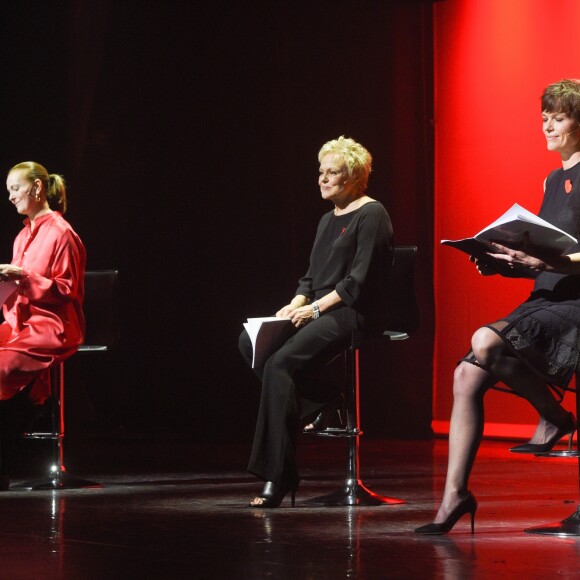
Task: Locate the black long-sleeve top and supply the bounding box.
[295,201,394,327]
[533,163,580,297]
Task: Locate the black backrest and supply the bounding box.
[82,270,119,348]
[383,246,420,334]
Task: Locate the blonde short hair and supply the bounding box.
[318,136,373,194]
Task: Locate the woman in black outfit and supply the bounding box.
[415,78,580,535]
[239,136,394,508]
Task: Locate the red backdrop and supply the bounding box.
[433,0,580,438]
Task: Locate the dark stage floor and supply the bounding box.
[1,435,580,579]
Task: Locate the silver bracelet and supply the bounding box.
[312,301,320,319]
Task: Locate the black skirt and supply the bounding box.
[487,295,580,389]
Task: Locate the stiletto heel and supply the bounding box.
[249,481,298,508]
[567,431,574,452]
[509,412,576,454]
[414,492,478,535]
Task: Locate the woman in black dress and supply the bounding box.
[415,79,580,535]
[239,136,394,508]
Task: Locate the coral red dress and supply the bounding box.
[0,212,86,404]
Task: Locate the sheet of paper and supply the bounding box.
[243,316,295,368]
[442,203,578,256]
[0,281,17,306]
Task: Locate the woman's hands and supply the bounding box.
[276,295,314,328]
[276,295,308,319]
[276,291,343,328]
[469,255,500,276]
[286,304,316,328]
[0,264,23,281]
[470,233,571,277]
[486,241,548,274]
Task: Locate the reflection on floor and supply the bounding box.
[1,435,580,579]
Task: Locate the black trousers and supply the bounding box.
[239,307,360,487]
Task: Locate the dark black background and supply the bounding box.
[0,1,435,443]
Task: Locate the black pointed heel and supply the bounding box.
[249,481,297,508]
[509,412,576,454]
[414,492,478,535]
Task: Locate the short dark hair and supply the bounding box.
[541,79,580,124]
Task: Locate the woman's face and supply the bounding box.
[318,153,357,206]
[6,169,42,217]
[542,110,580,153]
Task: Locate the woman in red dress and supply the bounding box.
[0,161,86,484]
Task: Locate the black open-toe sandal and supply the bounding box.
[249,481,297,508]
[303,395,344,434]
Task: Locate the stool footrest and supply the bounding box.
[310,427,363,438]
[21,432,61,440]
[534,450,580,458]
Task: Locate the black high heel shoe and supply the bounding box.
[509,412,576,454]
[303,395,344,434]
[414,492,478,535]
[249,481,297,508]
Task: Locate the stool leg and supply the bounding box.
[12,363,103,491]
[51,361,65,476]
[525,375,580,535]
[306,347,405,506]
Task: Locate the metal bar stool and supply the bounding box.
[525,373,580,535]
[14,269,119,490]
[306,246,420,506]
